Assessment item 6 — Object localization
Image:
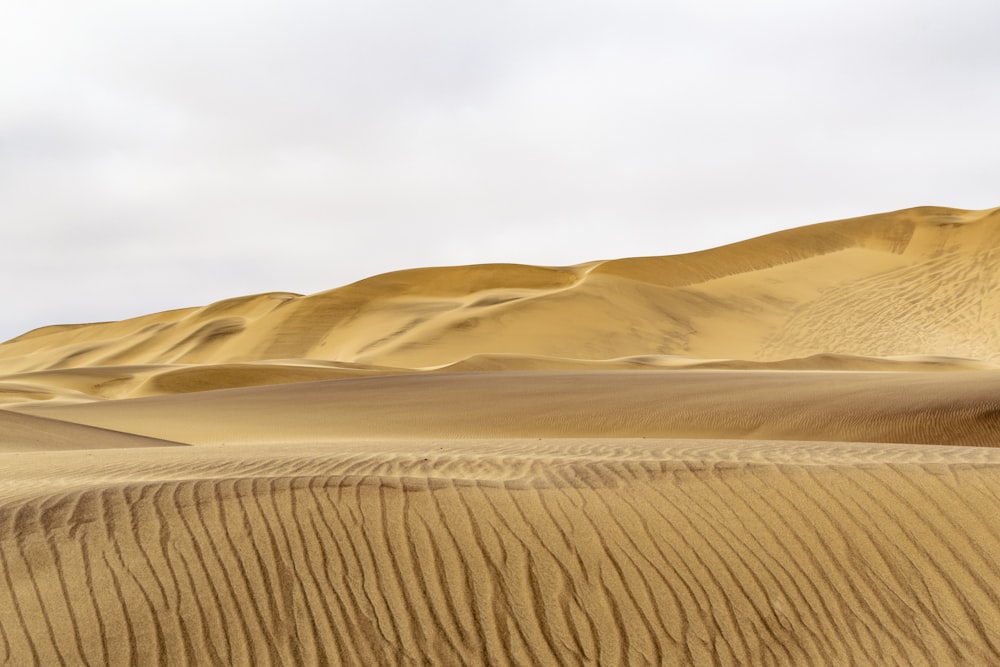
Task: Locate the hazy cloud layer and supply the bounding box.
[3,0,999,339]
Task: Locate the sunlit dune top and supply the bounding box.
[3,205,999,378]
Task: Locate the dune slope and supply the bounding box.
[5,440,1000,666]
[0,409,186,452]
[16,370,1000,447]
[2,206,999,374]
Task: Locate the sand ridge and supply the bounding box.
[3,206,1000,374]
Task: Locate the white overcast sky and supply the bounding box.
[2,0,999,341]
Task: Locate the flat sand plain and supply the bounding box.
[3,205,1000,665]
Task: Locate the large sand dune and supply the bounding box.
[3,205,1000,664]
[3,205,1000,376]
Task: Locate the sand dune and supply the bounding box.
[0,409,186,452]
[14,369,1000,447]
[438,351,999,373]
[4,440,1000,665]
[3,206,1000,374]
[3,205,1000,664]
[1,351,991,409]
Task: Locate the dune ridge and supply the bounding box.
[2,206,1000,377]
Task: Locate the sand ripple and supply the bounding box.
[3,440,1000,665]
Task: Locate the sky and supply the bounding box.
[2,0,999,341]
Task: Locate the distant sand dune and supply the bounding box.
[1,351,991,409]
[2,206,999,374]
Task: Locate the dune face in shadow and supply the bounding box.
[3,205,1000,665]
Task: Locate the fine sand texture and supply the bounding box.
[3,205,1000,665]
[5,440,1000,665]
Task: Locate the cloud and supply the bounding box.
[2,0,999,340]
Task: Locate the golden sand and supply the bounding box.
[2,205,1000,664]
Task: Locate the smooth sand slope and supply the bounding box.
[2,205,1000,665]
[15,370,1000,447]
[0,409,185,452]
